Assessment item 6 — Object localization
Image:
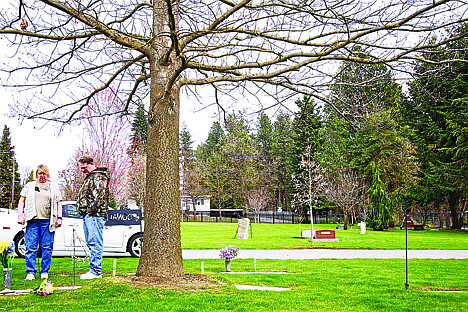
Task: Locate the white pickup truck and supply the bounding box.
[0,201,143,257]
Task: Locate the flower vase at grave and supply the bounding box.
[3,268,12,290]
[225,260,231,272]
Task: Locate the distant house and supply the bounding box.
[180,195,211,212]
[127,199,140,210]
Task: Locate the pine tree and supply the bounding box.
[195,121,228,214]
[179,123,198,217]
[367,162,392,230]
[222,111,262,211]
[129,101,148,155]
[401,24,468,228]
[290,96,324,217]
[271,111,295,211]
[324,47,410,188]
[179,122,194,193]
[292,95,323,158]
[0,125,21,209]
[256,112,274,155]
[197,121,225,157]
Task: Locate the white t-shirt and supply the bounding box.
[20,182,52,220]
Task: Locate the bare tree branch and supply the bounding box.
[1,0,466,122]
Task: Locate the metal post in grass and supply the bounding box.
[307,149,314,246]
[73,228,76,286]
[395,187,409,290]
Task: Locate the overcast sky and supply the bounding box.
[0,90,223,181]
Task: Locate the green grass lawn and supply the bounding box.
[2,257,468,311]
[2,222,467,311]
[180,222,468,250]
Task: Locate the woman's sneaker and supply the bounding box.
[40,273,48,279]
[24,273,35,281]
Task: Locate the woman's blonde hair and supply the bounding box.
[36,164,50,179]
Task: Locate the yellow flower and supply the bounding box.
[0,242,9,253]
[36,279,55,295]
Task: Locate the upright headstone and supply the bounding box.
[401,216,414,230]
[359,222,366,234]
[237,218,250,239]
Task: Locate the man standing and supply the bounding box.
[76,155,110,279]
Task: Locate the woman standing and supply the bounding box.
[17,164,62,280]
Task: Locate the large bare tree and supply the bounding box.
[325,169,367,230]
[245,188,272,223]
[1,0,467,278]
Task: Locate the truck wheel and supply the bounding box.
[127,234,143,258]
[14,233,26,258]
[14,232,42,258]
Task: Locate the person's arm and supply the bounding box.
[17,196,26,224]
[55,201,63,227]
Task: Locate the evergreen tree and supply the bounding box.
[179,123,194,162]
[290,96,324,216]
[324,47,410,188]
[196,143,230,214]
[0,125,21,209]
[26,170,34,182]
[195,121,228,214]
[446,96,468,181]
[256,112,274,155]
[401,24,468,228]
[129,101,148,155]
[197,121,225,157]
[127,101,148,207]
[330,46,401,124]
[271,111,295,211]
[367,162,392,230]
[179,122,194,191]
[319,47,412,224]
[292,95,323,157]
[179,123,200,218]
[197,111,274,213]
[222,111,261,210]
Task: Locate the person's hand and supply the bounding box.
[18,215,25,225]
[56,218,62,227]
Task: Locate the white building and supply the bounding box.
[180,195,211,212]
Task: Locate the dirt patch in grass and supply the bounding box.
[417,286,468,292]
[113,273,224,290]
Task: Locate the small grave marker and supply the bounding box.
[300,230,313,238]
[315,230,339,242]
[357,222,367,234]
[401,216,414,230]
[237,218,250,239]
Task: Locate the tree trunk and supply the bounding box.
[191,195,197,221]
[218,192,222,221]
[137,1,184,277]
[137,79,183,278]
[344,212,348,230]
[448,191,461,229]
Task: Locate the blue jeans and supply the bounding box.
[83,216,105,275]
[25,219,55,275]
